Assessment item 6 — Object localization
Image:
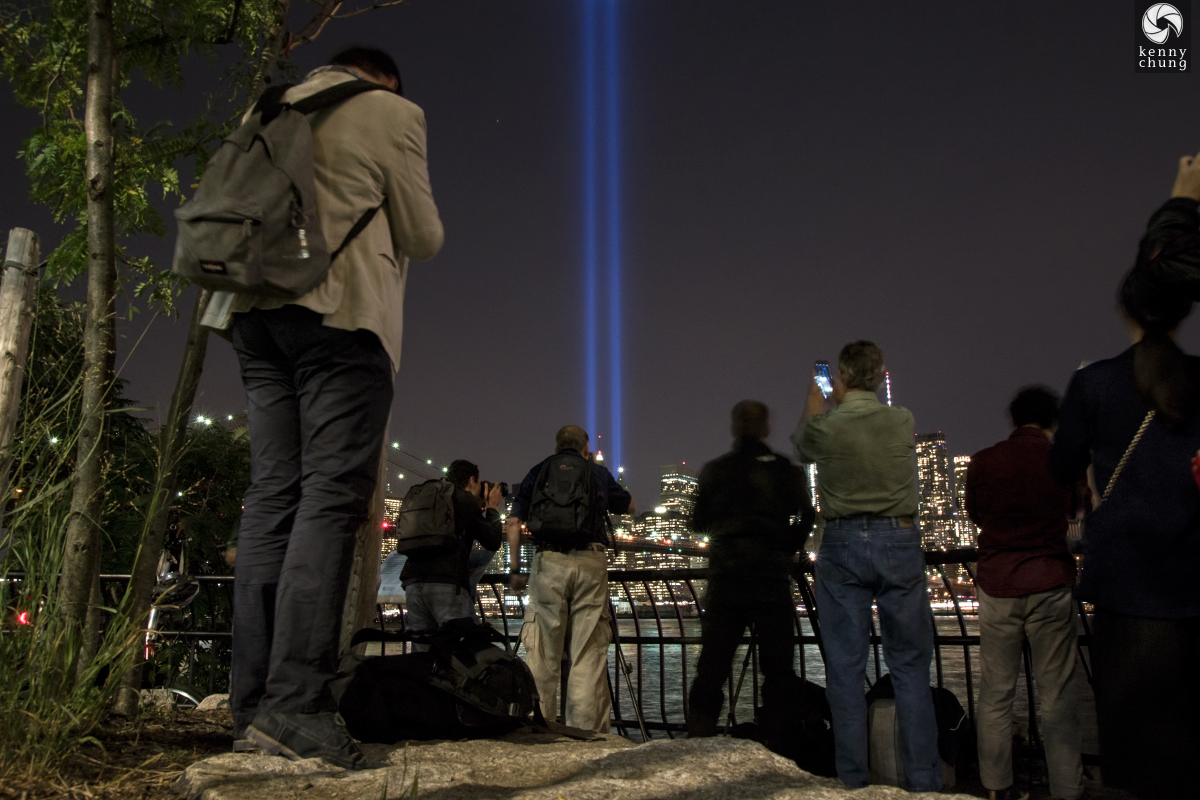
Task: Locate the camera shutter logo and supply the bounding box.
[1143,3,1183,44]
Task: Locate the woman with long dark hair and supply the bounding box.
[1049,174,1200,799]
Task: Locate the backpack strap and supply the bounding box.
[330,201,385,263]
[288,79,389,115]
[289,80,391,263]
[253,83,296,126]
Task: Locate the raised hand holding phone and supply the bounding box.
[804,364,828,421]
[814,361,833,398]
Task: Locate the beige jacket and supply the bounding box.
[202,66,444,371]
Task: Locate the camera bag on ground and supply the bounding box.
[173,79,387,297]
[394,479,458,557]
[865,672,969,788]
[526,453,599,547]
[753,673,837,777]
[334,619,538,744]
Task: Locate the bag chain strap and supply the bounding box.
[1102,410,1156,501]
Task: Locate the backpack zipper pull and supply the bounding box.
[242,219,253,238]
[297,227,310,259]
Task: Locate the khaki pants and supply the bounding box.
[976,586,1082,800]
[520,547,612,733]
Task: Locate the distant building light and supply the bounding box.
[654,506,667,514]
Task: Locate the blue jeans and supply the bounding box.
[816,517,941,791]
[404,582,474,651]
[466,547,497,619]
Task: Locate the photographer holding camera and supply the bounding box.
[400,459,503,645]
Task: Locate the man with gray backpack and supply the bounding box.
[178,46,442,768]
[396,460,503,647]
[506,426,634,733]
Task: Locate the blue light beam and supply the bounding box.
[604,0,622,471]
[583,0,599,439]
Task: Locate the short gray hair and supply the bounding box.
[838,340,885,392]
[555,425,589,454]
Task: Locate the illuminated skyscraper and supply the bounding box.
[952,455,979,546]
[916,433,956,549]
[659,463,699,520]
[380,495,403,559]
[805,464,821,513]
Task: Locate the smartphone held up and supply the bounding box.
[814,361,833,399]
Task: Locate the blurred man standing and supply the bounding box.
[687,400,814,737]
[792,340,941,792]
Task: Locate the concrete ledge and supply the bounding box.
[177,730,979,799]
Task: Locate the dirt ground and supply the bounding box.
[0,709,234,800]
[0,710,1140,800]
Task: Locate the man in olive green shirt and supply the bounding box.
[791,380,918,520]
[791,341,940,792]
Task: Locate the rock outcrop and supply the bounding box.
[178,730,979,800]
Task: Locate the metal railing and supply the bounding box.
[4,549,1093,759]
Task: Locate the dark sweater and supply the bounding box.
[691,436,815,581]
[1049,348,1200,618]
[401,487,502,587]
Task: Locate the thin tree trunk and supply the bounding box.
[112,289,211,715]
[339,443,388,656]
[249,0,292,100]
[60,0,116,672]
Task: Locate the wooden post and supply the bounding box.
[0,228,41,507]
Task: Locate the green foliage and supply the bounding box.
[0,290,141,776]
[171,419,250,575]
[0,0,281,308]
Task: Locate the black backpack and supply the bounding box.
[335,620,539,744]
[394,479,457,557]
[732,673,837,777]
[526,453,601,547]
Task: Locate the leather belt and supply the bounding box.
[535,541,607,554]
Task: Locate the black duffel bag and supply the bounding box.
[333,618,539,743]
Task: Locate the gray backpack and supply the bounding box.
[172,80,386,298]
[395,479,459,557]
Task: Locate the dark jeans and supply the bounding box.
[816,516,941,792]
[229,306,393,731]
[1091,608,1200,800]
[687,576,796,736]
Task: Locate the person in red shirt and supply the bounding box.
[966,386,1081,800]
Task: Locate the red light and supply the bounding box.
[16,611,29,625]
[381,521,390,529]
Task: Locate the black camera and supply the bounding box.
[481,481,510,498]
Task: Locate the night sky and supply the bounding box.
[1,1,1199,507]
